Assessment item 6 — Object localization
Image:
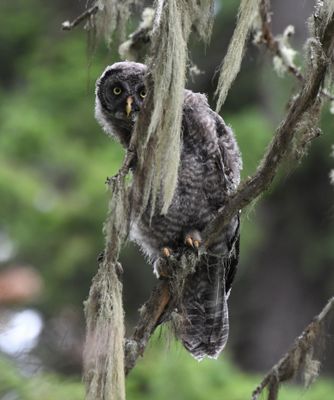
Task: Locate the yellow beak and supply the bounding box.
[125,96,133,117]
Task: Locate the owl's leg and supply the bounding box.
[184,230,202,249]
[153,258,169,278]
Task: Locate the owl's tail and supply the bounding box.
[175,239,239,360]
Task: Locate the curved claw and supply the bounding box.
[185,236,194,248]
[184,230,202,250]
[193,240,200,249]
[161,247,172,258]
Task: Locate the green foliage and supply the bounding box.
[0,355,84,400]
[1,346,334,400]
[0,0,125,313]
[126,336,334,400]
[227,108,273,178]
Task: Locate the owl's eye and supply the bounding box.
[139,89,146,98]
[113,87,122,95]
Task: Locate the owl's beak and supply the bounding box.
[125,96,133,117]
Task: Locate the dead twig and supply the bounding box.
[62,4,98,31]
[106,148,136,187]
[124,280,170,375]
[252,297,334,400]
[258,0,334,101]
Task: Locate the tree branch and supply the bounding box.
[61,4,98,31]
[251,297,334,400]
[205,8,334,247]
[258,0,334,101]
[106,148,136,187]
[124,280,170,375]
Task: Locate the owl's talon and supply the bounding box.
[185,236,194,248]
[184,231,202,250]
[193,240,200,249]
[161,247,172,258]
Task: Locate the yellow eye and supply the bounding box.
[139,89,146,98]
[113,87,122,95]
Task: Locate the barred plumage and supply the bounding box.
[95,62,242,360]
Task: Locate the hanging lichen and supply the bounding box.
[215,0,261,112]
[118,7,155,62]
[272,25,299,78]
[91,0,137,45]
[83,177,131,400]
[131,0,215,216]
[84,261,126,400]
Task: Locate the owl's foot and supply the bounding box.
[161,246,173,258]
[184,230,202,249]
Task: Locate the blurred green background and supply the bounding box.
[0,0,334,399]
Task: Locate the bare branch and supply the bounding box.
[106,148,136,187]
[62,5,98,31]
[123,249,204,375]
[251,297,334,400]
[258,0,334,101]
[124,280,170,375]
[205,8,334,247]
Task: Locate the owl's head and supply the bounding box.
[95,61,148,147]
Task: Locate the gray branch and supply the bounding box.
[204,8,334,247]
[258,0,334,101]
[124,279,170,375]
[252,297,334,400]
[61,4,98,31]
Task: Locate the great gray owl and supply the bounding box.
[95,61,241,360]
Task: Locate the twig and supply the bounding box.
[124,280,171,375]
[124,251,203,375]
[205,8,334,248]
[258,0,334,101]
[106,148,136,187]
[251,297,334,400]
[62,4,98,31]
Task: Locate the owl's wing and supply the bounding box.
[213,112,242,192]
[213,112,241,290]
[225,215,240,295]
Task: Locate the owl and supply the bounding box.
[95,61,242,360]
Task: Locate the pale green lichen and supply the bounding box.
[118,7,155,61]
[84,178,131,400]
[93,0,137,45]
[303,351,321,388]
[84,260,126,400]
[215,0,261,112]
[132,0,214,215]
[273,25,298,78]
